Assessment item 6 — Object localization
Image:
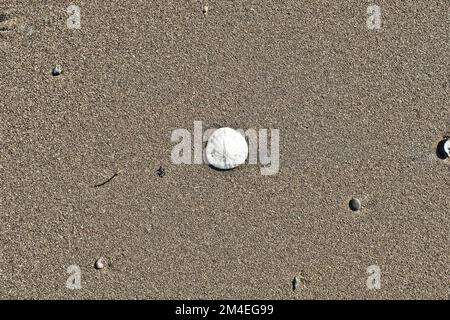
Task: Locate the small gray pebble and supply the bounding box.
[349,198,362,211]
[443,139,450,157]
[436,138,450,159]
[52,66,62,76]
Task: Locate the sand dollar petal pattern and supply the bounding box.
[205,127,248,170]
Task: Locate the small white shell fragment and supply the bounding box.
[94,257,105,269]
[444,139,450,156]
[206,127,248,170]
[203,5,208,15]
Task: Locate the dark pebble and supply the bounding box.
[349,198,362,211]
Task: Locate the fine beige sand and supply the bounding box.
[0,1,448,299]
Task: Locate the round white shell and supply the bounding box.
[444,139,450,156]
[205,127,248,170]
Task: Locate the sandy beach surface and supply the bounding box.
[0,1,448,299]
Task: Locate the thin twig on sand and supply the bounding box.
[93,170,122,188]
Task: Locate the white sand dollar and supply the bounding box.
[206,127,248,170]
